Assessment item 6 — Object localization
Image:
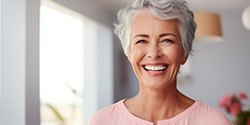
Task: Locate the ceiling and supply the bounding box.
[95,0,250,13]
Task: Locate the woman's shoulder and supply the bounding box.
[88,99,124,125]
[191,101,232,125]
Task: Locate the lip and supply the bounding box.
[141,62,169,76]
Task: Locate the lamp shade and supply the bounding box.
[242,6,250,30]
[194,12,223,41]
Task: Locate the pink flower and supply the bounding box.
[239,92,248,100]
[247,118,250,125]
[229,102,241,116]
[219,92,249,118]
[219,94,233,108]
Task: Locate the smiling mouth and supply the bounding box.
[142,65,168,71]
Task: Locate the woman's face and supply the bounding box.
[128,10,187,90]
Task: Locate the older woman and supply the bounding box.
[89,0,232,125]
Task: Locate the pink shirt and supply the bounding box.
[89,99,232,125]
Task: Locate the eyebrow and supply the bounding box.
[133,34,149,39]
[159,33,177,38]
[133,33,177,39]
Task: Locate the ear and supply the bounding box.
[180,54,189,65]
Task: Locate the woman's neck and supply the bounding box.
[124,87,194,124]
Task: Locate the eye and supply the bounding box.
[135,40,148,44]
[161,39,174,44]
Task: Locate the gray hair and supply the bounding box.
[114,0,196,56]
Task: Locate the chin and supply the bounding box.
[140,78,176,91]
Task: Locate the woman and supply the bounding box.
[89,0,232,125]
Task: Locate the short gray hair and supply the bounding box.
[114,0,196,56]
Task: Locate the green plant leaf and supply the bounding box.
[45,103,66,123]
[236,111,250,125]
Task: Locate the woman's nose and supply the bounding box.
[147,44,163,59]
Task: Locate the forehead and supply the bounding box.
[131,9,180,36]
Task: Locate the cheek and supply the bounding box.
[162,47,185,64]
[129,47,145,65]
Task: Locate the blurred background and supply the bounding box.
[1,0,250,125]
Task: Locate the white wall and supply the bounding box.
[83,21,113,124]
[97,25,113,108]
[0,0,40,125]
[0,0,1,98]
[1,0,26,124]
[114,9,250,110]
[178,10,250,108]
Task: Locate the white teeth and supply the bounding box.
[144,65,167,71]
